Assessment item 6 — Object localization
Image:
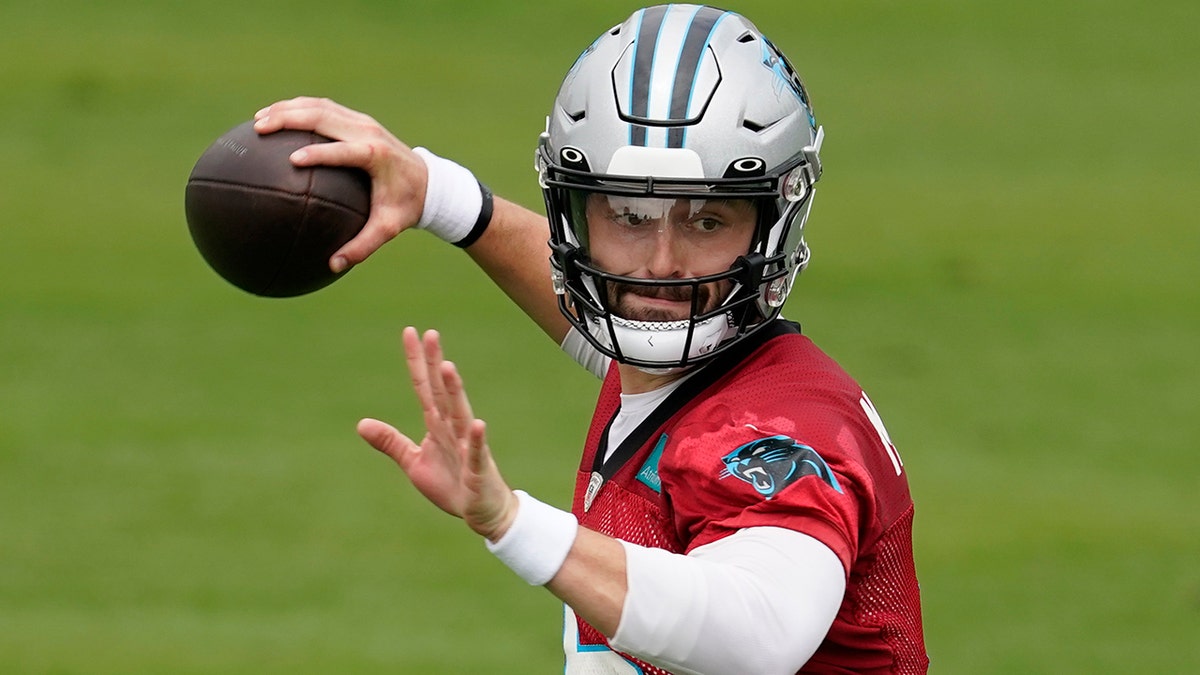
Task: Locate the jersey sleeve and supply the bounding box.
[660,391,879,574]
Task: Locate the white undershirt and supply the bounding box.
[606,376,690,461]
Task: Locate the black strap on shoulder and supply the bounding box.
[591,320,800,479]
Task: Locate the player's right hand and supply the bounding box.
[253,97,429,274]
[357,327,519,543]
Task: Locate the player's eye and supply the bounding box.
[691,217,723,233]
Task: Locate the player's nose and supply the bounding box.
[642,225,686,278]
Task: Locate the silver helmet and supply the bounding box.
[538,4,823,369]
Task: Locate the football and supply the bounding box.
[184,120,370,297]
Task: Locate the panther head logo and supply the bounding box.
[720,435,842,499]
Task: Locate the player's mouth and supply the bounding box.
[610,283,708,322]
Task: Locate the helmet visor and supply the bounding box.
[566,191,758,267]
[561,190,763,325]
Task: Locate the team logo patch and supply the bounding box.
[720,435,842,498]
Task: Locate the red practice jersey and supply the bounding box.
[567,321,928,674]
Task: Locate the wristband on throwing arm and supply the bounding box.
[485,490,579,586]
[412,147,493,248]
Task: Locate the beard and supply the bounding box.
[606,280,725,323]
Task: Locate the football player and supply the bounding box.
[255,5,928,673]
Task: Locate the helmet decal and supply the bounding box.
[760,36,816,126]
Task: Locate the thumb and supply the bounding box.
[357,417,417,465]
[330,221,399,273]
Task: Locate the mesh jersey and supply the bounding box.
[567,322,928,674]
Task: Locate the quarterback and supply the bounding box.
[256,5,928,673]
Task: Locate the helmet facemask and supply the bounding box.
[542,137,819,370]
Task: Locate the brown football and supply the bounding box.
[185,120,369,297]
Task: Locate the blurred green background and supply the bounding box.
[2,1,1196,672]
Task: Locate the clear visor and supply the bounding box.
[566,191,758,259]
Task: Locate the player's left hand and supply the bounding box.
[357,327,519,542]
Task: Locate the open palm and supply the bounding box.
[358,327,517,541]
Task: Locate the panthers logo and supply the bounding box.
[760,37,811,105]
[720,435,842,499]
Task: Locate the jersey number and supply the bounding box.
[860,392,903,476]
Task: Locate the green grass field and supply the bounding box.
[2,1,1197,672]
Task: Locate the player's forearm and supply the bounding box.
[486,492,628,635]
[545,526,628,636]
[464,196,572,344]
[546,528,843,675]
[610,528,845,675]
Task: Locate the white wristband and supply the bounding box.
[485,490,579,586]
[412,147,493,248]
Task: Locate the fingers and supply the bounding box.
[402,327,454,446]
[442,358,476,439]
[402,327,479,441]
[462,419,520,542]
[370,328,512,534]
[421,329,454,427]
[253,96,370,137]
[402,327,441,427]
[253,97,426,273]
[465,419,490,475]
[252,97,400,167]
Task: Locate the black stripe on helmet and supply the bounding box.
[629,5,668,147]
[667,6,728,148]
